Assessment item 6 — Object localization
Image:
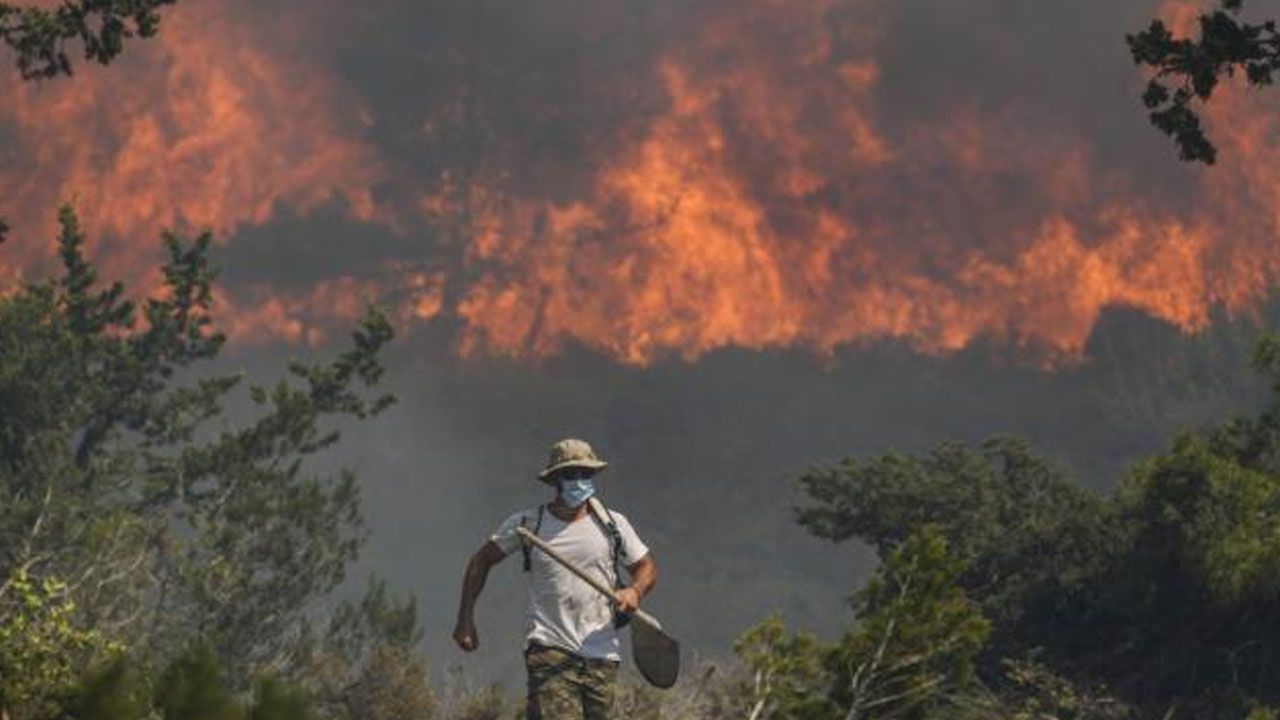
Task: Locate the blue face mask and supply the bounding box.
[559,478,596,507]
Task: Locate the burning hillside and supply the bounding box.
[1,0,1276,363]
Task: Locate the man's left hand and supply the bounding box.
[615,586,641,614]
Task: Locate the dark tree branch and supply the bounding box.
[0,0,176,80]
[1129,0,1280,164]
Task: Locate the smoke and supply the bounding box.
[5,0,1280,684]
[4,0,1280,360]
[226,300,1265,684]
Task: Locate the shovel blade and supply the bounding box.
[631,619,680,688]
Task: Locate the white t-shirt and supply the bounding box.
[490,503,649,660]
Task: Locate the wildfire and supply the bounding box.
[218,267,445,347]
[0,0,393,340]
[3,0,1278,363]
[452,0,1269,364]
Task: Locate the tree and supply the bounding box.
[154,644,241,720]
[300,577,436,720]
[730,528,989,720]
[826,527,990,720]
[71,643,321,720]
[0,207,396,686]
[1128,0,1280,163]
[1094,337,1280,712]
[248,678,319,720]
[789,332,1280,719]
[68,656,152,720]
[0,566,117,720]
[794,436,1117,663]
[987,658,1132,720]
[0,0,175,79]
[0,1,418,710]
[65,644,352,720]
[733,617,830,720]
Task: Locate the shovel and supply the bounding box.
[516,526,680,688]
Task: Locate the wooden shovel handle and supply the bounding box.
[515,526,662,629]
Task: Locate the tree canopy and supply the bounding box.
[0,0,175,79]
[1129,0,1280,163]
[0,208,442,720]
[786,337,1280,719]
[0,5,445,718]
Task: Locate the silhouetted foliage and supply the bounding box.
[0,0,176,79]
[0,208,401,717]
[1129,0,1280,163]
[794,436,1117,664]
[792,335,1280,719]
[0,7,426,717]
[729,528,989,720]
[1087,336,1280,711]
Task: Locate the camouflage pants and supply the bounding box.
[525,643,619,720]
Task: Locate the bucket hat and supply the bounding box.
[537,438,608,481]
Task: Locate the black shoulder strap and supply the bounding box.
[520,505,545,572]
[586,498,635,630]
[586,497,624,584]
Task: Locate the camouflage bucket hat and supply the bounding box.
[537,438,608,481]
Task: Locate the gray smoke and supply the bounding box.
[215,301,1270,686]
[15,0,1280,689]
[202,0,1280,686]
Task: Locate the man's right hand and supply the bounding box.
[453,619,479,652]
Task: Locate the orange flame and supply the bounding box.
[0,0,390,334]
[448,0,1280,365]
[219,266,444,347]
[5,0,1280,363]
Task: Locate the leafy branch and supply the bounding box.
[1129,0,1280,164]
[0,0,175,79]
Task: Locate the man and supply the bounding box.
[453,438,658,720]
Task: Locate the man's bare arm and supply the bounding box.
[453,540,508,651]
[616,553,657,614]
